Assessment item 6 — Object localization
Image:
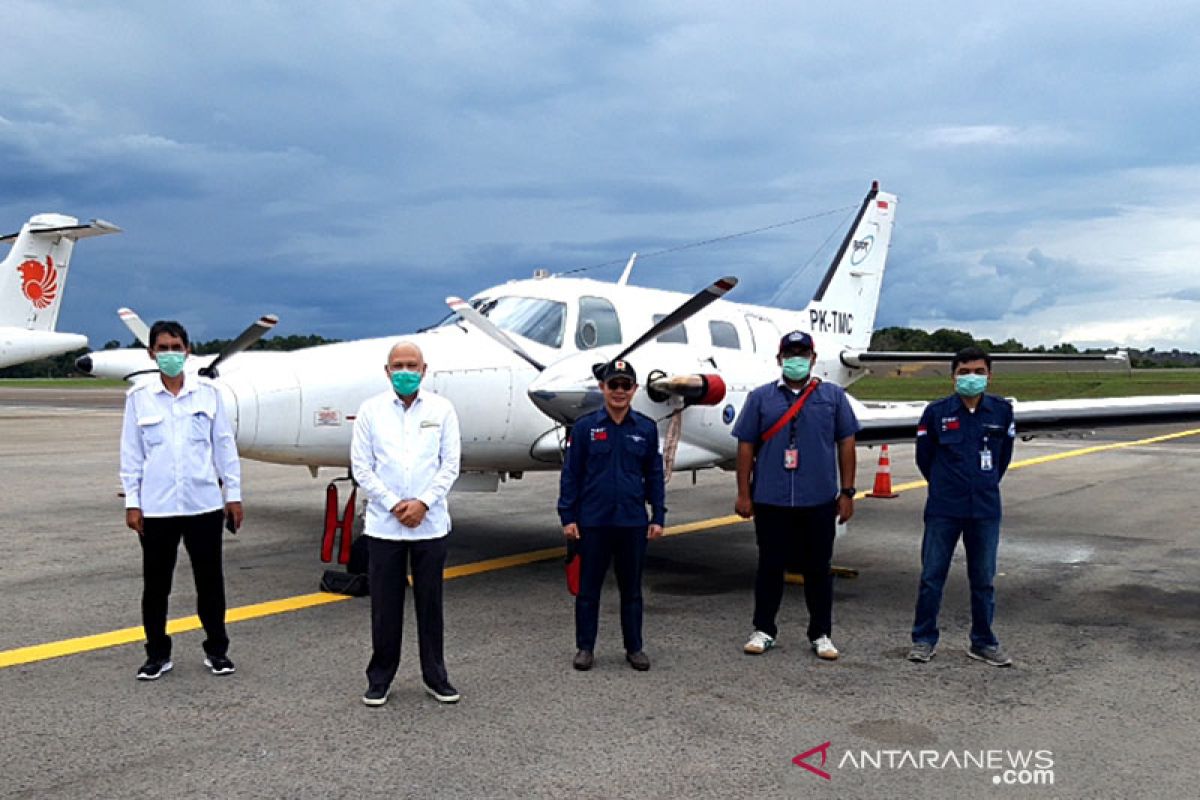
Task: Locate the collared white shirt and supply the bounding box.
[351,389,461,541]
[119,376,242,518]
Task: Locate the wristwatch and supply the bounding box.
[839,487,857,499]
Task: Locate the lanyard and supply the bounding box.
[761,379,821,445]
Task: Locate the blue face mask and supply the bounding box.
[781,356,811,382]
[955,374,988,397]
[390,369,422,396]
[155,352,186,378]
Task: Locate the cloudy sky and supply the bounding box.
[3,1,1199,350]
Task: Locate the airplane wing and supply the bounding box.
[842,350,1130,373]
[855,395,1200,445]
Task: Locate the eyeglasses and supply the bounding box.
[606,379,634,391]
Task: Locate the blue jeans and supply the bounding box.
[911,516,1000,649]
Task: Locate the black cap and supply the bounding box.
[598,359,637,383]
[778,330,815,354]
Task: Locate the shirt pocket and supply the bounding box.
[803,397,836,441]
[938,428,964,457]
[189,409,214,442]
[982,423,1006,446]
[137,415,165,448]
[588,439,612,461]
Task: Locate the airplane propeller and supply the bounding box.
[444,296,547,371]
[599,276,738,376]
[112,313,279,381]
[199,314,279,378]
[118,307,151,347]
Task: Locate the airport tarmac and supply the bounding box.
[1,389,1198,799]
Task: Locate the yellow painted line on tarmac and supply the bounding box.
[0,592,348,669]
[4,426,1198,670]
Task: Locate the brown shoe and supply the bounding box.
[573,650,594,671]
[626,651,650,671]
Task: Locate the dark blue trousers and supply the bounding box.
[911,516,1001,649]
[575,525,648,652]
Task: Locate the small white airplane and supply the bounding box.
[78,183,1200,539]
[0,214,120,369]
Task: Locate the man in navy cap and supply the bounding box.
[732,331,860,660]
[558,359,666,672]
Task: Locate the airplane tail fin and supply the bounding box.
[805,183,897,352]
[0,214,120,331]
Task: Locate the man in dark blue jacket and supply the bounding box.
[558,360,666,672]
[909,346,1016,667]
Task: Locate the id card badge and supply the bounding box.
[980,448,994,472]
[784,447,799,470]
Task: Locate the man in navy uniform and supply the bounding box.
[908,346,1016,667]
[558,359,666,672]
[733,331,860,661]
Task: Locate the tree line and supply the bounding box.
[868,327,1200,369]
[3,327,1197,379]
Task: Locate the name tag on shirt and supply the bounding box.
[980,449,994,472]
[784,447,799,470]
[420,420,441,428]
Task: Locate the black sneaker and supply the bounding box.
[573,649,594,671]
[203,655,236,675]
[626,651,651,671]
[136,658,173,681]
[424,681,460,704]
[907,642,936,663]
[362,685,389,707]
[967,644,1013,667]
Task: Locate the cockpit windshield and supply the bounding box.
[442,296,566,349]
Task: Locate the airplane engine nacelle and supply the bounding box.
[219,364,303,463]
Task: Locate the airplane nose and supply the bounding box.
[75,355,94,375]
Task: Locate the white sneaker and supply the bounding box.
[812,635,839,660]
[743,630,776,655]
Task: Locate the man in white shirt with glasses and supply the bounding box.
[352,341,462,707]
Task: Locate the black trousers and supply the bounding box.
[366,535,449,689]
[574,526,648,652]
[140,509,228,660]
[752,501,838,641]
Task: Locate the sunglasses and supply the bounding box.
[606,379,634,391]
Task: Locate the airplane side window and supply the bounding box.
[481,297,566,348]
[653,314,687,344]
[576,296,622,350]
[709,320,740,349]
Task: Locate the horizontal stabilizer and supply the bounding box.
[0,218,121,243]
[842,350,1130,373]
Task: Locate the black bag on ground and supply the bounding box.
[320,570,369,597]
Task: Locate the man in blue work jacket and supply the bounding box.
[733,331,860,661]
[909,346,1016,667]
[558,359,666,672]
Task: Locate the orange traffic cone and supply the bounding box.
[866,444,899,498]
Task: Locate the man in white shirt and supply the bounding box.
[119,320,243,681]
[351,341,461,706]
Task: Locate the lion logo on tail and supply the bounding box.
[18,256,59,309]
